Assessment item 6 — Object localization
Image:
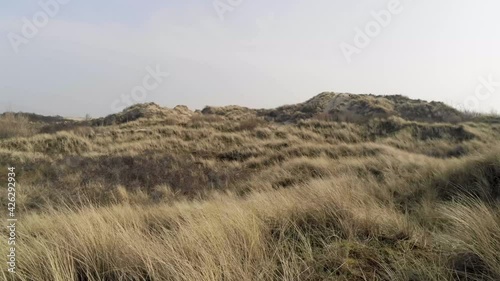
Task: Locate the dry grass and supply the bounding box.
[0,113,35,139]
[1,101,500,280]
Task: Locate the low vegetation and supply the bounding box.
[0,113,35,140]
[1,93,499,280]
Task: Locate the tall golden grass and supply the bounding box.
[0,113,35,139]
[0,113,499,280]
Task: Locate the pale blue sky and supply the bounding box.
[1,0,500,116]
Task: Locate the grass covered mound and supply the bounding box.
[0,93,499,280]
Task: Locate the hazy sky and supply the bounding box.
[1,0,500,117]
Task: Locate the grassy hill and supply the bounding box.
[197,92,499,124]
[1,93,499,280]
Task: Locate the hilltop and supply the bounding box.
[6,92,495,128]
[91,103,195,126]
[258,92,465,123]
[90,92,498,126]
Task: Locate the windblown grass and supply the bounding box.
[0,113,35,139]
[1,101,500,280]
